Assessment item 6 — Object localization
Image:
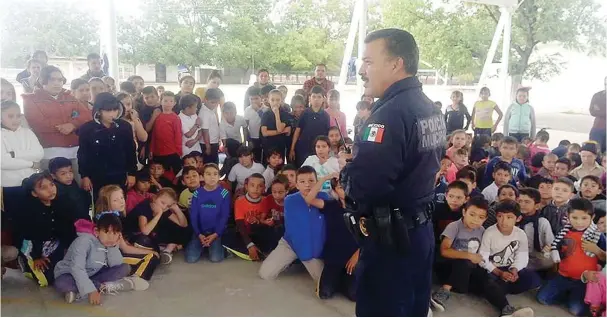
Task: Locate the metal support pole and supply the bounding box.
[476,13,505,93]
[101,0,119,78]
[338,0,362,88]
[356,0,367,96]
[500,6,512,108]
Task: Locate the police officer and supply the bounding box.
[340,29,446,316]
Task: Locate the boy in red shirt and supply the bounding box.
[537,198,606,316]
[150,92,183,179]
[264,176,288,227]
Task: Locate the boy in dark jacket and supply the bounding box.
[78,93,138,203]
[49,157,91,221]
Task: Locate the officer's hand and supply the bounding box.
[467,253,483,264]
[345,249,360,275]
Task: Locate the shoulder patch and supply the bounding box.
[417,115,447,151]
[362,123,385,143]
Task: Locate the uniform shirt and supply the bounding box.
[473,100,497,129]
[558,230,606,280]
[234,195,268,231]
[179,112,202,156]
[301,155,340,192]
[481,182,500,203]
[150,113,182,157]
[227,162,265,191]
[441,219,484,253]
[244,106,263,139]
[219,116,247,143]
[296,108,330,153]
[260,108,290,152]
[263,195,284,225]
[199,105,220,144]
[479,225,529,272]
[341,77,446,208]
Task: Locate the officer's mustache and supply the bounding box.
[360,75,368,82]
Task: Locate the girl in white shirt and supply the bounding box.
[1,100,44,188]
[302,136,340,192]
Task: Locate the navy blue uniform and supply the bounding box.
[341,77,446,316]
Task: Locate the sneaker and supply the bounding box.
[100,276,149,295]
[501,305,534,317]
[64,291,78,304]
[160,251,173,265]
[430,287,450,312]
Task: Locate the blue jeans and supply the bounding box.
[184,234,224,263]
[537,274,588,316]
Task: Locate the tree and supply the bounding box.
[0,0,99,67]
[381,0,607,88]
[117,16,151,69]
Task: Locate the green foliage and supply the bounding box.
[1,0,99,67]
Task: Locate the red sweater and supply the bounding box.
[126,189,153,214]
[151,112,182,157]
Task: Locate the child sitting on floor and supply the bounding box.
[179,166,202,211]
[516,188,554,271]
[446,130,467,160]
[538,198,606,316]
[482,161,512,204]
[580,175,606,209]
[482,136,527,189]
[327,126,343,159]
[433,181,469,244]
[446,148,469,183]
[302,136,340,192]
[258,167,328,284]
[126,170,154,214]
[536,177,554,209]
[279,164,298,195]
[541,177,575,235]
[431,196,489,313]
[185,164,230,264]
[228,146,265,196]
[53,213,148,305]
[149,161,175,193]
[480,200,540,316]
[262,149,284,191]
[124,188,190,265]
[484,184,519,229]
[263,176,288,230]
[49,157,91,221]
[456,167,482,198]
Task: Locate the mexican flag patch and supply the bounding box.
[362,124,385,143]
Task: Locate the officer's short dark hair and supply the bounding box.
[568,198,594,216]
[519,187,541,204]
[494,161,512,175]
[495,200,521,217]
[497,184,519,198]
[296,166,317,181]
[364,28,419,75]
[48,157,72,174]
[465,196,489,212]
[447,180,469,197]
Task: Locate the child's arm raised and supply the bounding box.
[304,173,338,208]
[184,117,200,138]
[145,108,161,133]
[138,205,164,235]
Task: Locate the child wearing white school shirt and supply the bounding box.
[219,102,247,158]
[178,94,203,157]
[228,146,265,196]
[243,87,267,163]
[199,88,222,164]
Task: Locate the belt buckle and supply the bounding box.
[359,217,369,237]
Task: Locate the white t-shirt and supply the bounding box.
[482,182,499,203]
[179,112,202,156]
[220,115,247,143]
[244,106,262,139]
[262,166,275,191]
[479,225,529,272]
[199,105,220,144]
[228,162,265,191]
[301,155,340,192]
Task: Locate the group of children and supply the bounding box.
[1,69,371,307]
[432,122,606,316]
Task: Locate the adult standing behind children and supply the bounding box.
[195,71,224,108]
[303,64,335,103]
[570,143,605,180]
[471,87,502,137]
[444,90,471,135]
[199,88,222,164]
[78,93,137,202]
[243,69,272,110]
[20,59,43,94]
[80,53,106,82]
[503,87,536,141]
[174,75,202,114]
[16,50,48,83]
[23,65,92,184]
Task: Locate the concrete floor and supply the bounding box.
[1,256,572,317]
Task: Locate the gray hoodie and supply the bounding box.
[54,232,123,296]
